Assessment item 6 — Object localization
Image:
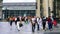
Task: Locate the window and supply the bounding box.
[2,10,36,19]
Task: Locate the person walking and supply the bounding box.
[9,16,13,26]
[42,17,46,31]
[31,16,36,32]
[16,16,20,31]
[9,16,14,30]
[39,17,43,30]
[47,16,53,31]
[36,17,40,31]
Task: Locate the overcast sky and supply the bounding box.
[3,0,36,3]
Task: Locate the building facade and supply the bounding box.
[53,0,60,18]
[36,0,53,17]
[2,2,36,19]
[36,0,60,18]
[2,0,60,19]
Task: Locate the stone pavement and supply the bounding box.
[44,24,60,34]
[0,22,60,34]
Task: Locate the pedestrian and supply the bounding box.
[16,16,20,31]
[42,16,46,31]
[9,16,13,27]
[39,17,43,30]
[9,16,14,30]
[36,17,40,31]
[31,16,36,32]
[47,16,53,31]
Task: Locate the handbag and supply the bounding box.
[19,23,23,27]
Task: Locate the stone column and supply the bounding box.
[59,10,60,17]
[0,9,2,18]
[0,2,2,19]
[36,0,40,17]
[43,0,48,17]
[49,0,54,16]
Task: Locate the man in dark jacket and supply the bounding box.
[42,17,46,31]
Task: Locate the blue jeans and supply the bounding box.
[48,22,52,30]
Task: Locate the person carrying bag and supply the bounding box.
[19,23,23,27]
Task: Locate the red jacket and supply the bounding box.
[53,20,57,26]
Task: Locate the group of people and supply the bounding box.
[8,16,57,32]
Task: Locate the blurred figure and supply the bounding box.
[53,18,57,27]
[31,16,36,32]
[37,17,43,30]
[25,16,28,24]
[9,16,17,26]
[16,16,20,31]
[19,16,22,23]
[47,16,53,31]
[21,17,25,21]
[13,16,17,26]
[42,16,46,31]
[9,16,15,30]
[36,17,40,31]
[9,16,13,27]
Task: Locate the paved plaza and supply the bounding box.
[0,22,60,34]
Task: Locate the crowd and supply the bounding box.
[8,16,58,32]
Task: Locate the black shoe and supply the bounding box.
[32,30,35,32]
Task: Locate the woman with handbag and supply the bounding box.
[16,16,20,31]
